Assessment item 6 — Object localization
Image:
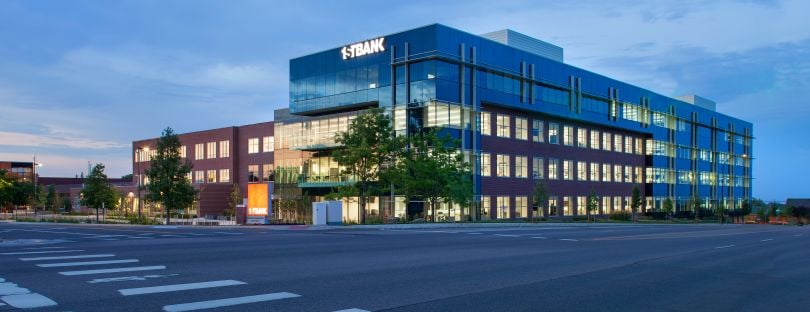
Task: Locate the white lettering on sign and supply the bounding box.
[341,37,386,60]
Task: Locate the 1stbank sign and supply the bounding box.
[341,37,385,60]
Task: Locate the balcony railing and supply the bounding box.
[297,174,354,188]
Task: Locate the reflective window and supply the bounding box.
[515,118,528,140]
[532,120,544,142]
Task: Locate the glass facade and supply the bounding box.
[284,24,753,220]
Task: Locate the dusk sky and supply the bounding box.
[0,0,807,202]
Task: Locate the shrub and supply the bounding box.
[609,210,632,221]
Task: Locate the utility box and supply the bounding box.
[312,201,343,225]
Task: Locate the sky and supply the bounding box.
[0,0,807,201]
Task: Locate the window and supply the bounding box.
[532,157,544,179]
[577,161,587,181]
[263,164,274,181]
[624,136,632,154]
[614,164,622,182]
[496,154,510,177]
[195,144,204,160]
[624,165,632,183]
[563,125,573,146]
[577,128,587,148]
[590,130,600,149]
[590,162,600,181]
[548,123,559,144]
[603,164,611,182]
[548,158,559,180]
[614,134,623,153]
[248,165,259,182]
[248,138,259,154]
[515,196,527,218]
[496,114,510,138]
[481,153,491,177]
[480,196,491,220]
[263,136,274,152]
[219,169,230,183]
[614,197,622,211]
[207,170,217,183]
[635,138,642,154]
[220,140,230,158]
[603,133,612,151]
[549,197,558,216]
[194,170,204,184]
[515,118,528,140]
[207,142,217,159]
[515,156,528,178]
[603,197,611,214]
[185,172,192,181]
[563,160,573,180]
[532,120,544,142]
[496,196,510,219]
[563,196,572,216]
[577,196,587,216]
[635,166,643,183]
[179,146,187,158]
[480,112,491,136]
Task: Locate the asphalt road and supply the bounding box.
[0,222,807,312]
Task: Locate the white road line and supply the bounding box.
[559,239,579,242]
[794,234,803,237]
[493,234,520,237]
[161,235,185,238]
[214,232,244,235]
[531,236,548,239]
[162,292,300,312]
[20,254,115,261]
[60,265,166,276]
[119,280,246,296]
[1,250,83,255]
[0,293,57,308]
[101,239,119,241]
[466,232,484,235]
[715,245,735,249]
[22,246,67,250]
[760,238,774,242]
[37,259,139,268]
[89,274,180,284]
[333,309,371,312]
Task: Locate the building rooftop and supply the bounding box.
[480,29,563,63]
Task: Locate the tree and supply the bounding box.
[0,170,13,211]
[768,202,779,219]
[691,194,702,221]
[391,130,469,222]
[662,197,674,222]
[532,180,549,220]
[81,163,118,223]
[332,108,401,224]
[45,185,58,210]
[225,184,240,218]
[121,173,133,181]
[145,127,198,225]
[586,188,598,223]
[631,185,642,223]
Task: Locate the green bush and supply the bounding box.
[609,210,632,221]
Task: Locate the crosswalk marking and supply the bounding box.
[162,292,300,312]
[89,274,180,284]
[20,254,115,261]
[60,265,166,276]
[118,280,246,296]
[37,259,139,268]
[0,293,58,308]
[1,250,83,255]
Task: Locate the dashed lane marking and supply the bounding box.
[493,234,520,237]
[559,239,579,242]
[60,265,166,276]
[22,246,67,250]
[1,250,83,255]
[20,254,115,261]
[760,238,774,242]
[466,232,484,235]
[162,292,301,312]
[715,245,735,249]
[531,236,548,239]
[37,259,139,268]
[119,280,246,296]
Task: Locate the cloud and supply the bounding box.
[0,151,130,178]
[0,131,126,149]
